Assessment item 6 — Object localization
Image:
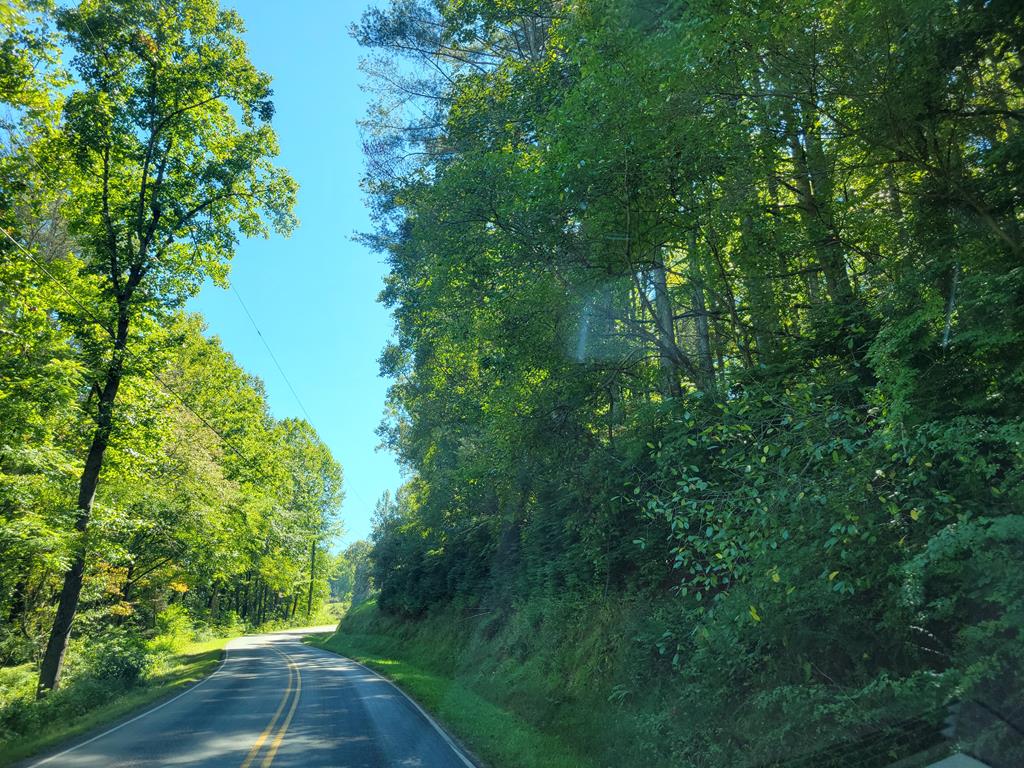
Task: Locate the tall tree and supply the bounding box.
[356,0,1024,763]
[36,0,296,694]
[279,419,343,620]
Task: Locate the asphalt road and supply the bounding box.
[27,627,476,768]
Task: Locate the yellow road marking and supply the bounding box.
[239,653,296,768]
[261,650,302,767]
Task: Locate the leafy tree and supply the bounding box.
[279,419,344,619]
[36,0,296,693]
[356,0,1024,764]
[331,539,373,606]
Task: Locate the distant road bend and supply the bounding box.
[27,627,475,768]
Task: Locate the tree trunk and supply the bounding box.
[739,213,782,364]
[306,540,317,620]
[114,563,135,628]
[37,341,125,695]
[688,229,716,395]
[787,114,854,308]
[7,578,28,626]
[942,263,960,349]
[239,577,250,620]
[651,252,681,398]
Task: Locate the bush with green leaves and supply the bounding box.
[148,605,193,657]
[0,631,148,746]
[629,384,1024,766]
[78,630,151,685]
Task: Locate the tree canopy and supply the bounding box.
[357,1,1024,765]
[0,0,340,701]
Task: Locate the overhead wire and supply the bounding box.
[228,283,384,521]
[3,226,379,521]
[0,226,278,484]
[229,283,313,425]
[227,281,379,522]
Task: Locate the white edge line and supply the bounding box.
[303,638,478,768]
[26,642,234,767]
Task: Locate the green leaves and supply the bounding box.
[351,1,1024,764]
[0,0,325,678]
[57,0,296,310]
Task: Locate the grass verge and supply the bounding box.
[0,637,229,767]
[308,627,592,768]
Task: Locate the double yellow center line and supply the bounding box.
[240,648,302,768]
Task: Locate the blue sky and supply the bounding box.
[188,0,400,545]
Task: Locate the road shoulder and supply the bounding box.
[4,637,230,768]
[305,630,586,768]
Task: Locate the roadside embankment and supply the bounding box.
[310,597,670,768]
[0,636,229,767]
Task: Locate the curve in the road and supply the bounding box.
[24,627,476,768]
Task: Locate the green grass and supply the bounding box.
[0,637,230,767]
[309,617,593,768]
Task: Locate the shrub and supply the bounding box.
[215,610,244,636]
[148,605,193,656]
[82,631,151,684]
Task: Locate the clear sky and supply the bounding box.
[188,0,400,546]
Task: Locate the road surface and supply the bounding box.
[27,627,475,768]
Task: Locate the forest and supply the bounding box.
[1,0,1023,766]
[0,0,344,749]
[351,0,1024,766]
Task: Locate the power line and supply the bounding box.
[228,282,380,515]
[0,226,276,483]
[228,280,382,518]
[3,227,380,522]
[230,283,314,424]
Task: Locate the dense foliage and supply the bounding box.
[329,539,374,607]
[357,1,1024,766]
[0,0,343,713]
